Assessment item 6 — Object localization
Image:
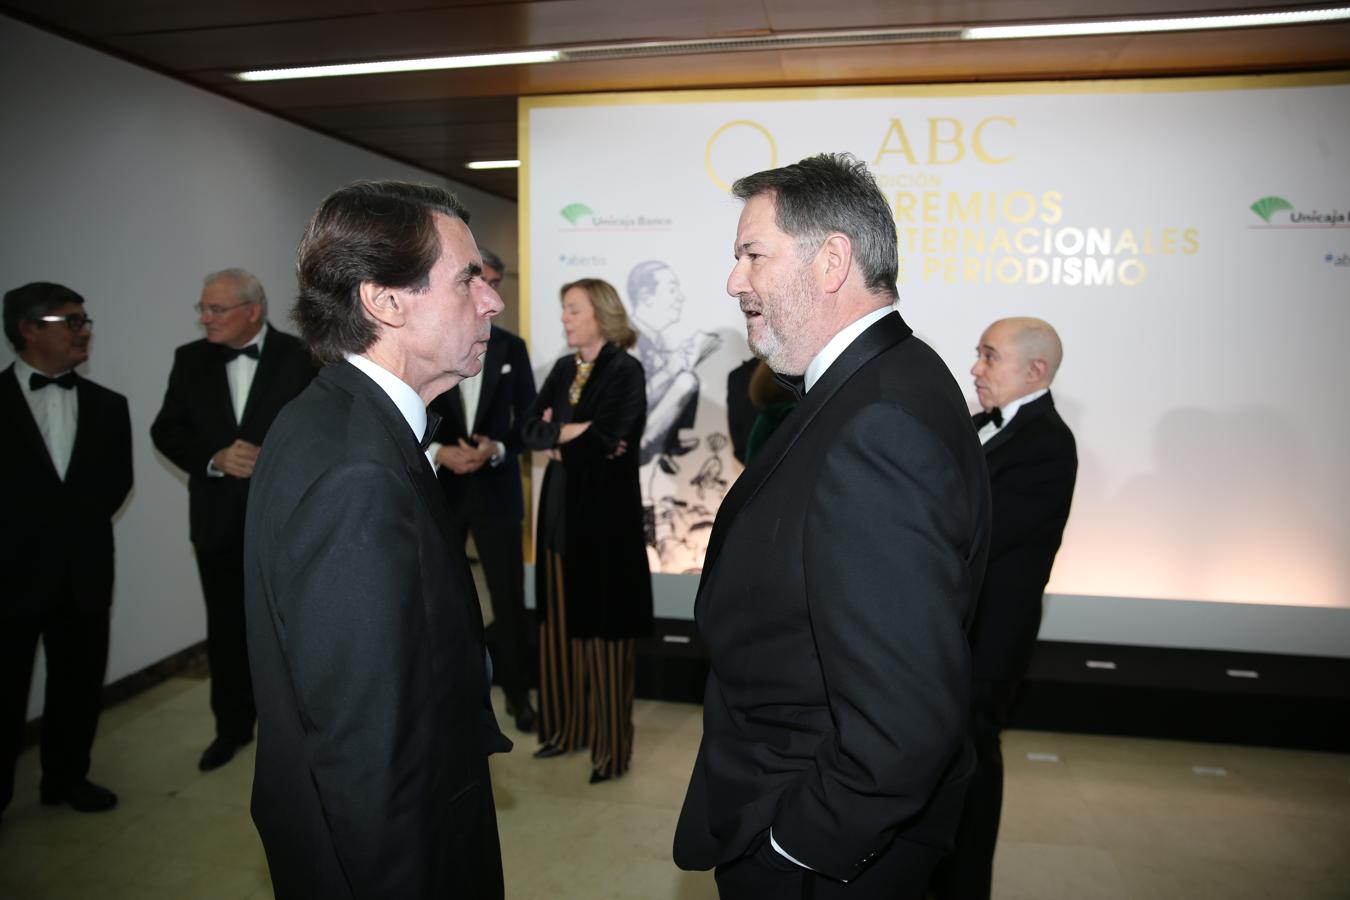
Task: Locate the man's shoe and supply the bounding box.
[504,695,537,734]
[199,736,252,772]
[533,743,566,759]
[588,770,612,785]
[40,779,118,812]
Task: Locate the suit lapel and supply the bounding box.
[67,376,95,480]
[699,312,912,582]
[207,344,237,429]
[239,325,278,431]
[2,365,60,481]
[980,391,1054,456]
[473,332,506,432]
[326,362,485,637]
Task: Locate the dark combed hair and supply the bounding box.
[3,282,85,352]
[479,246,505,275]
[731,152,898,301]
[293,180,470,364]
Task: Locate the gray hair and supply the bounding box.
[731,153,898,301]
[204,268,267,315]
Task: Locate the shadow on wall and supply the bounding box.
[1056,405,1342,606]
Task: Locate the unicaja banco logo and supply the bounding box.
[1250,196,1293,223]
[1249,195,1348,228]
[557,201,674,231]
[560,203,593,225]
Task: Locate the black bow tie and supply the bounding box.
[773,371,806,401]
[222,344,261,362]
[989,407,1004,428]
[30,371,78,391]
[420,411,443,452]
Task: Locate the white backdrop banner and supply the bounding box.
[522,73,1350,611]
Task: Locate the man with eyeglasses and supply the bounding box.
[1,282,131,821]
[150,269,314,773]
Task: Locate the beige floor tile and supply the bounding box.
[992,841,1130,900]
[6,680,1348,899]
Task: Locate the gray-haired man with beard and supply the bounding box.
[674,154,991,899]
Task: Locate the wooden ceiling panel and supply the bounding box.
[4,0,1347,200]
[757,0,1330,31]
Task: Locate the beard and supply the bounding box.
[743,265,817,375]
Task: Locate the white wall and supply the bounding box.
[0,15,517,718]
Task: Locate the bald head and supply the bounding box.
[1001,317,1062,380]
[971,317,1063,412]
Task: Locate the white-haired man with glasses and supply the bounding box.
[151,268,314,773]
[1,281,131,822]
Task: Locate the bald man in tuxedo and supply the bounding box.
[929,317,1077,900]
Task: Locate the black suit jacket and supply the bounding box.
[149,326,314,552]
[243,361,511,899]
[428,326,536,527]
[2,365,133,616]
[969,392,1077,683]
[674,312,991,882]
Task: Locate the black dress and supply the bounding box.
[520,343,653,775]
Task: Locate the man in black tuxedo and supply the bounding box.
[428,306,539,733]
[674,154,991,899]
[150,269,314,772]
[244,180,512,899]
[929,317,1077,900]
[2,282,131,818]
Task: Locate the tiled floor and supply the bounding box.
[3,677,1348,899]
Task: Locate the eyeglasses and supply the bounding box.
[33,313,93,331]
[194,300,255,317]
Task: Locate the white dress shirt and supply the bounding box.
[207,325,268,477]
[977,387,1047,445]
[803,305,896,394]
[345,353,434,469]
[226,323,267,425]
[15,356,78,480]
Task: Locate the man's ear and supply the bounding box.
[817,233,852,295]
[1026,358,1049,384]
[17,319,39,345]
[359,282,405,328]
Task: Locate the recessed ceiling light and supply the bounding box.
[465,160,520,170]
[235,50,561,82]
[966,7,1350,40]
[233,7,1350,81]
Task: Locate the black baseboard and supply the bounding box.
[1011,641,1350,752]
[23,641,207,750]
[634,622,1350,752]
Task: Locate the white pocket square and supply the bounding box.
[500,364,512,373]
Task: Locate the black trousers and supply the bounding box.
[928,678,1018,900]
[458,517,533,703]
[715,832,944,900]
[195,548,255,743]
[1,601,110,811]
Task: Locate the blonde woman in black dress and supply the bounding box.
[521,278,653,783]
